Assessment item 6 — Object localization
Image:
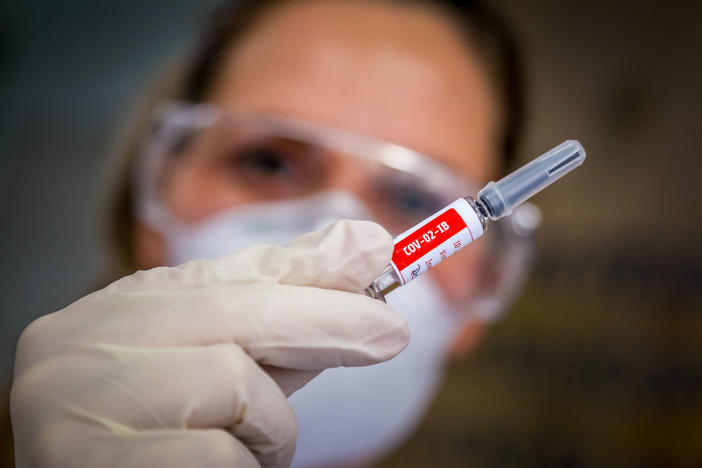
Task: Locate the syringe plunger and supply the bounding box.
[477,140,586,220]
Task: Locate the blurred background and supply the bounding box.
[1,0,700,466]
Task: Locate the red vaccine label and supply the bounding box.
[390,198,484,285]
[393,209,467,270]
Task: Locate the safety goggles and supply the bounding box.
[136,102,539,320]
[136,102,487,235]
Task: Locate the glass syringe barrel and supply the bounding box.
[362,140,586,302]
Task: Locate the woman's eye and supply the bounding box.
[376,176,443,221]
[393,190,441,218]
[233,146,294,177]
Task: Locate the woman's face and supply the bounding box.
[140,0,501,306]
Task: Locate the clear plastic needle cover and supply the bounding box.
[477,140,586,220]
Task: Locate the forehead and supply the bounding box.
[206,0,499,182]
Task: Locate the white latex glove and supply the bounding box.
[11,220,409,468]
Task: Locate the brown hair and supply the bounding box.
[104,0,524,279]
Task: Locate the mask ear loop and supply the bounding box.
[463,202,541,323]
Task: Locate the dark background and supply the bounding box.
[1,1,701,466]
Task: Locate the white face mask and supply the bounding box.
[156,191,372,266]
[148,191,459,467]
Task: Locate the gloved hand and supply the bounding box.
[11,220,409,468]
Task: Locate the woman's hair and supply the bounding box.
[105,0,524,279]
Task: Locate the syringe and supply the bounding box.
[363,140,586,301]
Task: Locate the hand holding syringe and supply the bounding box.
[364,140,586,301]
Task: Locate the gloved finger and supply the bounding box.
[262,366,321,397]
[39,426,261,468]
[269,219,393,291]
[15,280,409,381]
[108,219,392,293]
[116,430,261,468]
[92,282,408,370]
[42,343,297,467]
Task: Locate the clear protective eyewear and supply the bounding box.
[136,102,540,321]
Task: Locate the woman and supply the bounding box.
[10,0,526,466]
